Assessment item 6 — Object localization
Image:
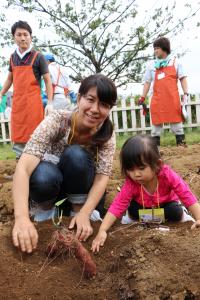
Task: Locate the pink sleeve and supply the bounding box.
[108,177,136,218]
[166,166,197,208]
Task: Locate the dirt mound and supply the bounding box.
[0,145,200,299]
[0,145,200,219]
[0,160,15,223]
[0,220,200,300]
[0,160,16,176]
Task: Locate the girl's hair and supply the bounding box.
[78,74,117,146]
[11,21,32,36]
[120,135,161,176]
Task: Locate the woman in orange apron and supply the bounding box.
[138,37,189,147]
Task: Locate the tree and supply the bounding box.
[1,0,200,86]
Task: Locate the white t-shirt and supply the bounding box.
[143,56,187,84]
[48,62,72,95]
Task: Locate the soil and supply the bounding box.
[0,145,200,300]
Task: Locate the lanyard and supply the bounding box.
[68,111,77,145]
[68,111,99,162]
[140,181,160,209]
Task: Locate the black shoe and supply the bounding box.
[152,136,160,146]
[176,134,187,147]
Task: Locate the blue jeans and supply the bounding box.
[29,145,106,216]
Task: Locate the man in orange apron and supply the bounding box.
[138,37,189,147]
[0,21,53,158]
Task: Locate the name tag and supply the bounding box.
[157,72,165,80]
[139,208,165,223]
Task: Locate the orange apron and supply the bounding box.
[150,61,183,125]
[11,51,44,143]
[52,65,69,96]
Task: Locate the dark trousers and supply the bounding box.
[128,200,183,222]
[29,145,106,216]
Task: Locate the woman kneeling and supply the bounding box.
[12,74,117,253]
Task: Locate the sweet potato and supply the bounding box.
[46,227,97,279]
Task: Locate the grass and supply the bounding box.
[0,144,16,160]
[0,128,200,160]
[116,128,200,149]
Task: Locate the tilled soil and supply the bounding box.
[0,145,200,300]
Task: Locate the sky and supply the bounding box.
[0,0,200,94]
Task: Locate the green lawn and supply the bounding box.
[116,128,200,149]
[0,144,16,160]
[0,128,200,160]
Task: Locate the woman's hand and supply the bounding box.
[44,103,54,116]
[12,217,38,253]
[68,211,93,241]
[191,219,200,230]
[91,230,107,253]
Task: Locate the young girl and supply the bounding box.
[92,135,200,252]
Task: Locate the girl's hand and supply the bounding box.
[191,220,200,230]
[68,212,93,241]
[91,230,107,253]
[12,218,38,253]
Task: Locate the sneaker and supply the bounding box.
[90,210,102,222]
[30,200,56,222]
[34,207,56,222]
[121,210,134,224]
[181,207,195,223]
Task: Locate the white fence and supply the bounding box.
[110,94,200,133]
[1,94,200,143]
[0,113,11,143]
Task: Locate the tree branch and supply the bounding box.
[81,0,106,33]
[94,0,136,49]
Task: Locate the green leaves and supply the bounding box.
[1,0,200,86]
[89,18,103,30]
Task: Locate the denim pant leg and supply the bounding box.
[58,145,106,216]
[29,161,63,205]
[58,145,95,204]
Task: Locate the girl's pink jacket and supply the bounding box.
[108,164,197,218]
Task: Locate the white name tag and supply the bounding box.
[157,72,165,80]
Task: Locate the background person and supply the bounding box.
[44,52,77,111]
[0,20,53,158]
[138,37,189,147]
[0,83,7,114]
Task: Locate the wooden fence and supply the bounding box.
[1,94,200,143]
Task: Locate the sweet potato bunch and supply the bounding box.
[46,227,97,279]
